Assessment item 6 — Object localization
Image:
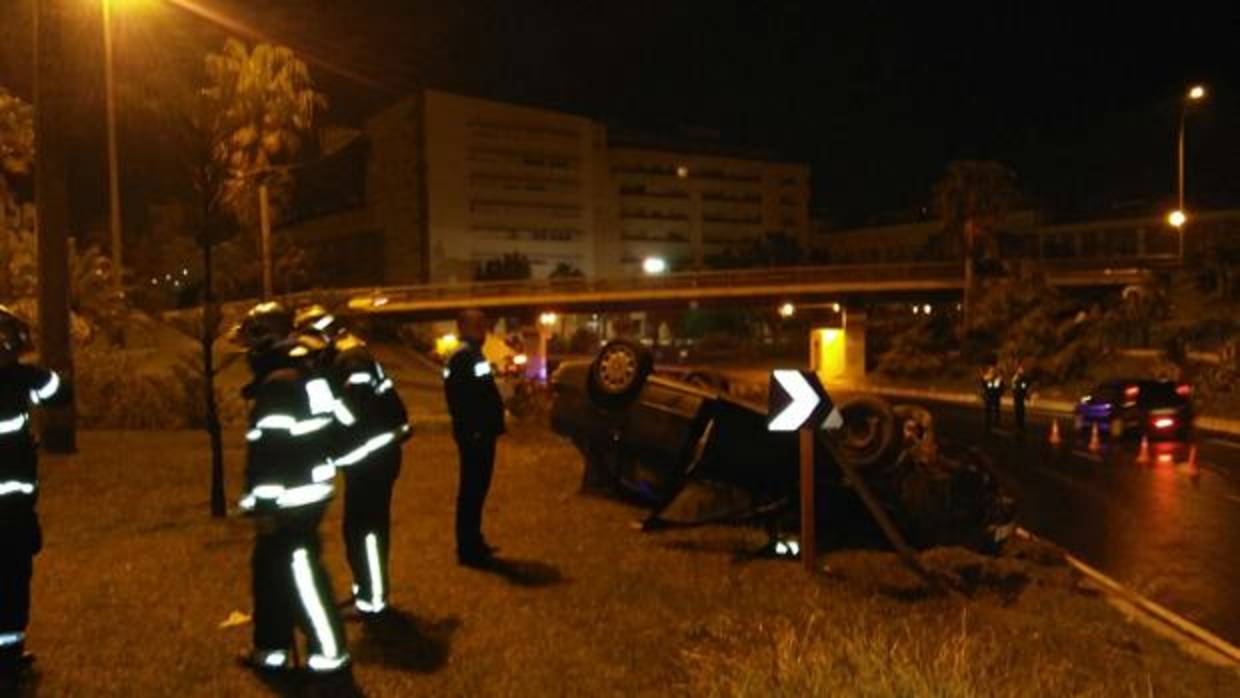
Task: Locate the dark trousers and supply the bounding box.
[454,432,497,556]
[251,505,348,671]
[343,448,399,612]
[1013,395,1027,431]
[983,394,1001,431]
[0,504,40,658]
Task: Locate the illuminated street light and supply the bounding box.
[1176,83,1207,261]
[676,165,689,179]
[923,304,932,315]
[831,303,841,313]
[778,302,796,318]
[642,256,668,275]
[539,311,559,327]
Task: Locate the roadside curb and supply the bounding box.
[1014,528,1240,668]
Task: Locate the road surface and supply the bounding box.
[917,400,1240,646]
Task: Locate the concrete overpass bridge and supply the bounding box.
[339,258,1162,320]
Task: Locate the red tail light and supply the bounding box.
[1124,385,1140,401]
[1176,384,1192,397]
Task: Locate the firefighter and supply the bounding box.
[294,305,410,617]
[0,306,70,681]
[232,302,352,677]
[980,363,1003,432]
[1011,363,1031,432]
[443,310,505,566]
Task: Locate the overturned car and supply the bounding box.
[550,341,1016,554]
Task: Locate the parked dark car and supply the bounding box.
[1074,379,1193,440]
[550,340,1016,553]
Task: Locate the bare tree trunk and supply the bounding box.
[34,0,76,453]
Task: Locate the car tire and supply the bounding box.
[1110,417,1125,440]
[587,339,654,409]
[829,396,900,471]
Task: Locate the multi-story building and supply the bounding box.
[601,135,811,277]
[282,89,811,285]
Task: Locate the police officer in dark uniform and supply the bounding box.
[1011,363,1031,432]
[0,306,70,681]
[980,363,1003,432]
[233,303,353,678]
[294,305,410,617]
[443,310,505,566]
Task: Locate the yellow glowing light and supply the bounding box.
[778,302,796,318]
[372,296,390,307]
[435,333,460,357]
[812,327,846,379]
[1167,210,1187,228]
[1188,85,1206,100]
[539,312,558,327]
[513,353,528,366]
[923,304,932,315]
[831,303,841,313]
[676,165,689,178]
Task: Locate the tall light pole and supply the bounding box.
[35,0,77,452]
[1171,84,1207,261]
[102,0,123,283]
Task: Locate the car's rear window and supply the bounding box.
[1138,382,1185,405]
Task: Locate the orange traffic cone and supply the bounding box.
[1049,418,1062,446]
[1088,423,1101,453]
[1135,435,1151,464]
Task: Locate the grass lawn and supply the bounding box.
[18,414,1240,696]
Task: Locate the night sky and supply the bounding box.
[2,0,1238,229]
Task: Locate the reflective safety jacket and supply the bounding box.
[326,333,410,470]
[1011,373,1031,398]
[0,363,71,507]
[239,348,356,514]
[443,342,505,439]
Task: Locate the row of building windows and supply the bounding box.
[470,224,580,242]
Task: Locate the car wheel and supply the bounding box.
[828,396,900,471]
[1109,417,1125,439]
[587,340,653,408]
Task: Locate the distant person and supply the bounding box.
[1011,364,1031,432]
[980,363,1003,432]
[232,302,352,681]
[294,305,411,617]
[0,307,71,681]
[443,309,506,566]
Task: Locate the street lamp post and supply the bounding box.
[102,0,123,284]
[1174,84,1207,261]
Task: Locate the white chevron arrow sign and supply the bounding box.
[768,370,837,432]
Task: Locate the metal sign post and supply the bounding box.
[768,370,839,572]
[798,427,816,571]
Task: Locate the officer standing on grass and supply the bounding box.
[443,309,505,566]
[294,305,411,617]
[1011,363,1031,432]
[0,306,70,681]
[232,302,353,681]
[980,362,1003,432]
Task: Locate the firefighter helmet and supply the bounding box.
[231,302,293,351]
[293,303,339,336]
[0,305,33,361]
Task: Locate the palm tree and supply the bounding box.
[183,39,324,517]
[933,160,1021,333]
[201,39,326,235]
